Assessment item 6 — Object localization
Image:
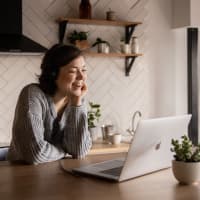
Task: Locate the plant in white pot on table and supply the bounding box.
[171,135,200,184]
[88,102,101,142]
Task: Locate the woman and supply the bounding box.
[7,44,92,164]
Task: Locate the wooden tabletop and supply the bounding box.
[0,153,200,200]
[0,141,130,154]
[89,140,130,155]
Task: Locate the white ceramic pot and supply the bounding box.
[120,43,131,54]
[109,133,121,145]
[89,127,99,142]
[97,43,110,53]
[172,160,200,184]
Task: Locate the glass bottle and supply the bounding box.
[131,37,139,54]
[79,0,92,19]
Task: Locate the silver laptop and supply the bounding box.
[71,115,191,182]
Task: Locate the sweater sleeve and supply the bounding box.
[63,104,92,158]
[8,86,65,164]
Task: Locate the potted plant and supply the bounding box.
[171,135,200,184]
[87,102,101,142]
[92,37,110,53]
[67,30,90,50]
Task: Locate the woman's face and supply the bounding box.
[55,55,87,97]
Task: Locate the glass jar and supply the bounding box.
[79,0,92,19]
[131,37,139,54]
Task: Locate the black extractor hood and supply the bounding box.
[0,0,47,55]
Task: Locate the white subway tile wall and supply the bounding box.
[0,0,152,143]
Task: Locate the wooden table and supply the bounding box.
[0,153,200,200]
[0,141,130,155]
[90,140,130,155]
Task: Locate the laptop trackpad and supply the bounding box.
[90,158,125,176]
[92,158,125,170]
[100,166,123,176]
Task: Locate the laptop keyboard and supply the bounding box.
[92,159,125,170]
[100,166,123,176]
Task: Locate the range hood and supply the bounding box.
[0,0,47,55]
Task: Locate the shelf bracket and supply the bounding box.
[125,25,136,44]
[125,57,136,76]
[59,21,68,44]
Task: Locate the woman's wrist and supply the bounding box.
[69,96,82,106]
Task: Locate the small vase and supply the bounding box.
[89,127,99,142]
[75,40,90,50]
[79,0,92,19]
[97,43,110,53]
[131,37,139,54]
[172,160,200,184]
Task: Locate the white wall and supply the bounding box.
[173,0,200,28]
[173,28,188,115]
[172,0,190,28]
[173,0,200,142]
[0,0,176,143]
[147,0,175,117]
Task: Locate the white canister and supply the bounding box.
[131,37,139,54]
[120,43,131,54]
[109,133,121,145]
[106,9,116,21]
[98,43,110,53]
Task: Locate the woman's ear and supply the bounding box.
[51,71,56,77]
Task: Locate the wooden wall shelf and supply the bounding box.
[56,17,143,76]
[57,17,142,27]
[89,141,130,155]
[83,52,143,58]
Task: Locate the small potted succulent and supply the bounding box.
[67,30,90,50]
[171,135,200,184]
[87,102,101,142]
[92,37,110,53]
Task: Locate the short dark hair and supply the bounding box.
[38,44,82,96]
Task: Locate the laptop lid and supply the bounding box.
[70,114,191,182]
[119,114,191,181]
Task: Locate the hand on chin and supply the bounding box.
[71,89,82,97]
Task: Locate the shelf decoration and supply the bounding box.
[79,0,92,19]
[56,17,142,76]
[67,30,90,50]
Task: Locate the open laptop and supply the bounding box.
[70,115,191,182]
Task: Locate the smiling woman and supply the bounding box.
[7,44,92,164]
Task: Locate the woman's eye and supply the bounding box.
[82,69,87,72]
[69,70,76,73]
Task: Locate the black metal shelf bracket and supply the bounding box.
[125,56,136,76]
[59,21,68,44]
[125,25,136,44]
[124,24,138,76]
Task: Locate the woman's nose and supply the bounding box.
[76,70,85,80]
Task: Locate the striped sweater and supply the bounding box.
[7,84,92,164]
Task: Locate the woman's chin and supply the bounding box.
[71,90,82,97]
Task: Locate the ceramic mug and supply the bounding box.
[98,43,110,53]
[109,133,121,145]
[120,43,131,54]
[101,125,114,140]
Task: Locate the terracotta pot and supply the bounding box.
[172,160,200,184]
[75,40,90,50]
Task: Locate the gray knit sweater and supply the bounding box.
[7,84,92,164]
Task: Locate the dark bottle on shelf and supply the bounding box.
[79,0,92,19]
